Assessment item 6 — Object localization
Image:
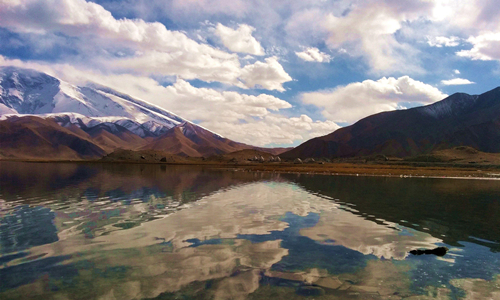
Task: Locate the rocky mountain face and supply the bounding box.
[0,66,285,160]
[282,87,500,159]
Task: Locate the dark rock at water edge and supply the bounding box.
[409,247,449,256]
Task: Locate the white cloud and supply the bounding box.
[441,78,475,85]
[295,47,332,63]
[105,52,292,91]
[427,36,461,47]
[454,69,461,74]
[215,23,265,55]
[239,57,292,92]
[135,79,337,145]
[161,79,292,121]
[105,50,242,85]
[0,0,292,91]
[430,0,500,32]
[320,1,433,73]
[202,115,340,146]
[457,32,500,61]
[301,76,447,123]
[428,1,500,61]
[29,0,500,76]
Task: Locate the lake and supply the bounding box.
[0,162,499,299]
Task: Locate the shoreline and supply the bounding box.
[2,158,500,180]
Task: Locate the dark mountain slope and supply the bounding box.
[146,122,287,157]
[282,87,500,159]
[0,116,106,159]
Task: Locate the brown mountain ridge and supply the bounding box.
[0,115,289,160]
[282,87,500,159]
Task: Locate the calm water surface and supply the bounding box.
[0,162,499,299]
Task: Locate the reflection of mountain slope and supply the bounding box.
[286,174,500,251]
[0,162,273,204]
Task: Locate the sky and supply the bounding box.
[0,0,499,147]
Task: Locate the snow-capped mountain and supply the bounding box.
[0,66,288,160]
[0,66,191,137]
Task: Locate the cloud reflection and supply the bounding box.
[2,181,449,299]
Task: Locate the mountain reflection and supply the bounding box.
[1,162,500,299]
[1,181,446,299]
[0,162,278,204]
[284,174,500,251]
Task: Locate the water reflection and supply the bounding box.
[0,162,500,299]
[0,206,58,253]
[284,174,500,251]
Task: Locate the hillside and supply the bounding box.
[0,116,106,160]
[406,146,500,165]
[282,87,500,159]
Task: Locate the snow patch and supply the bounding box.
[418,93,478,119]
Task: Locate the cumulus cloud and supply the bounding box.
[441,78,475,85]
[239,57,292,91]
[215,23,265,55]
[30,0,500,76]
[134,79,337,145]
[156,80,337,145]
[454,69,461,74]
[301,76,447,123]
[0,0,292,91]
[161,79,292,121]
[428,1,500,62]
[457,32,500,61]
[321,0,432,73]
[295,47,332,63]
[427,36,461,47]
[202,115,340,146]
[430,0,500,32]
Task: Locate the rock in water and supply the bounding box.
[409,247,449,256]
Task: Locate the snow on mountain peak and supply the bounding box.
[418,92,479,119]
[0,66,214,137]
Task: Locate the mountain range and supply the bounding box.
[282,87,500,159]
[2,65,500,161]
[0,66,287,159]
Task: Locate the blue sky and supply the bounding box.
[1,0,499,146]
